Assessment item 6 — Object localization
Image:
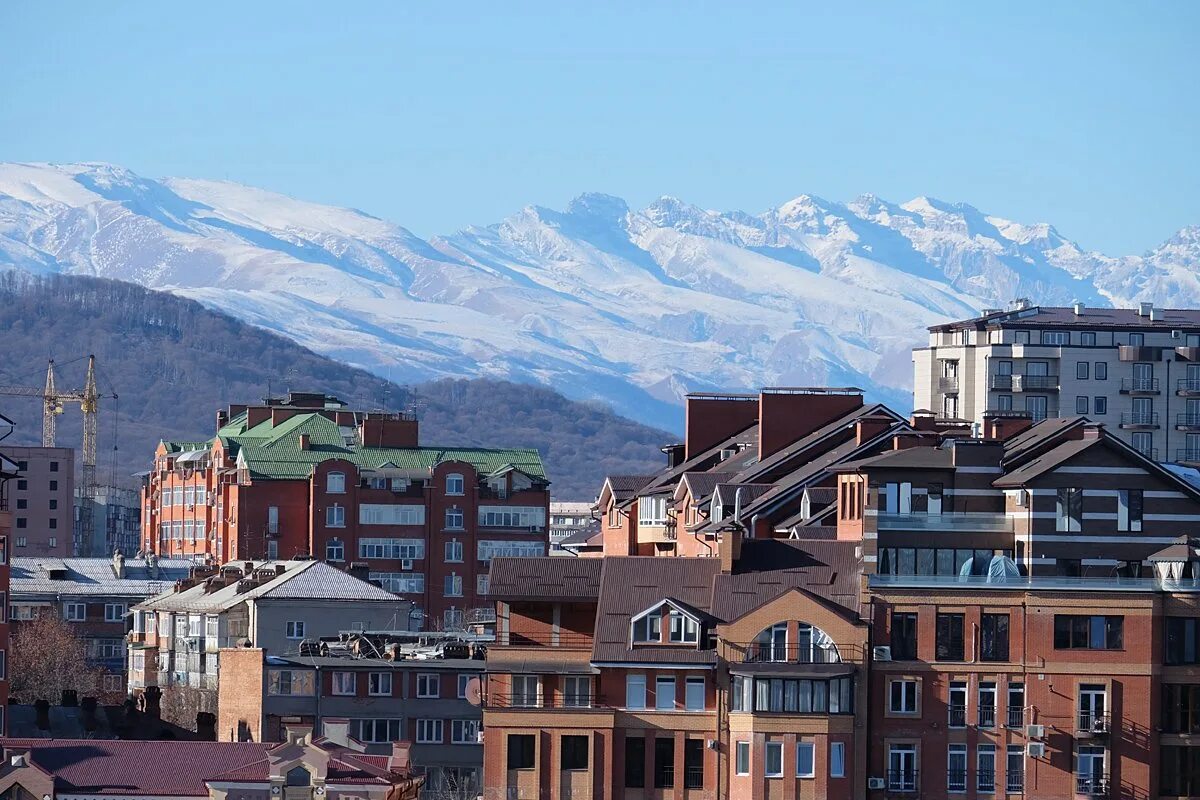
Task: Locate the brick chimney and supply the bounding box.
[139,686,162,720]
[719,530,743,575]
[246,406,272,428]
[298,434,310,450]
[661,444,686,469]
[855,415,894,446]
[359,416,419,448]
[982,410,1034,441]
[758,388,864,459]
[196,712,216,741]
[683,394,758,460]
[322,718,352,747]
[389,741,414,775]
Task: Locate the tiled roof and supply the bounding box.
[679,471,737,503]
[488,557,603,601]
[10,557,193,599]
[931,305,1200,331]
[605,475,656,501]
[712,539,862,622]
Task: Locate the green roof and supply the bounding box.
[213,412,546,482]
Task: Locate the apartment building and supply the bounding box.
[482,537,869,800]
[0,442,18,735]
[0,729,425,800]
[127,559,412,728]
[218,638,485,795]
[3,445,74,556]
[74,484,141,557]
[914,301,1200,461]
[831,411,1200,799]
[596,387,922,558]
[8,553,191,696]
[549,501,597,554]
[141,391,549,630]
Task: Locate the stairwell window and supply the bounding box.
[326,504,345,528]
[444,574,463,597]
[446,473,465,496]
[889,679,918,714]
[327,472,346,494]
[326,539,344,562]
[445,540,463,562]
[445,507,464,530]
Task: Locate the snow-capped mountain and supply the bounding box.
[1,162,1195,430]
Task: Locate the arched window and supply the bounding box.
[327,471,346,494]
[446,473,465,496]
[750,621,839,664]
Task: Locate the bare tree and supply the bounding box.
[422,767,479,800]
[9,613,107,703]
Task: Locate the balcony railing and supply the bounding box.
[1120,377,1160,394]
[1006,769,1024,793]
[990,374,1013,390]
[1007,705,1025,728]
[1178,414,1200,430]
[1119,412,1159,428]
[1178,449,1200,463]
[948,705,966,727]
[869,574,1200,592]
[976,769,995,793]
[947,769,967,792]
[485,693,604,709]
[1077,711,1110,735]
[684,765,704,790]
[1135,447,1160,461]
[497,631,593,648]
[655,765,675,790]
[939,377,960,392]
[1179,378,1200,395]
[1013,374,1060,391]
[887,770,919,793]
[1076,775,1110,796]
[741,642,858,664]
[978,705,996,728]
[877,512,1012,532]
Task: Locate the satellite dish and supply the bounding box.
[465,677,484,707]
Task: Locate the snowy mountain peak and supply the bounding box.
[0,161,1195,430]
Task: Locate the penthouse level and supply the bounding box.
[141,391,550,630]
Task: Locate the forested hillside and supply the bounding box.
[0,272,669,499]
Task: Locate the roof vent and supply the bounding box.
[1139,301,1153,316]
[1150,307,1163,322]
[1009,298,1031,311]
[1073,302,1085,316]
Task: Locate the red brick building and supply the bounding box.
[0,443,18,735]
[142,392,549,629]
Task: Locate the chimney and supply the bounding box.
[719,530,743,575]
[283,723,313,746]
[358,416,419,448]
[388,741,414,775]
[683,394,759,461]
[61,689,78,707]
[246,406,272,428]
[855,415,894,446]
[113,550,126,580]
[145,552,159,579]
[1150,307,1163,322]
[892,432,937,450]
[34,699,50,731]
[298,434,310,450]
[661,444,686,469]
[909,410,938,432]
[1073,302,1085,316]
[1139,302,1153,317]
[758,388,864,460]
[322,718,352,747]
[139,686,162,720]
[216,409,229,430]
[1082,424,1103,440]
[981,410,1034,441]
[196,712,217,741]
[81,696,99,732]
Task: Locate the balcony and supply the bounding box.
[978,705,996,728]
[1006,769,1024,793]
[1178,378,1200,396]
[1120,377,1161,394]
[1119,412,1159,429]
[1011,374,1060,392]
[938,376,959,393]
[948,705,966,728]
[497,631,593,649]
[887,770,919,793]
[976,770,995,793]
[1007,705,1025,728]
[485,693,604,710]
[1178,414,1200,431]
[1076,711,1111,737]
[1076,775,1110,797]
[989,374,1013,390]
[740,642,862,664]
[876,512,1012,533]
[1119,345,1159,361]
[947,769,967,793]
[1177,448,1200,463]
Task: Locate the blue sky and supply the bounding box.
[1,2,1196,255]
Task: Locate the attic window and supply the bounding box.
[668,611,699,644]
[632,613,661,643]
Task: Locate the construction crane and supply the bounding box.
[0,356,105,555]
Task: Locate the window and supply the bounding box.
[417,673,440,698]
[446,473,465,495]
[478,540,545,561]
[1007,682,1026,727]
[889,679,917,713]
[626,737,647,787]
[1056,487,1083,532]
[1077,361,1089,380]
[981,613,1009,661]
[370,572,425,593]
[49,499,58,510]
[1043,330,1069,345]
[1076,746,1106,794]
[745,675,852,714]
[104,603,126,622]
[446,718,477,745]
[936,613,964,661]
[64,602,86,621]
[796,742,815,778]
[48,519,56,529]
[327,472,346,493]
[948,681,967,727]
[735,741,750,776]
[928,482,944,515]
[685,676,705,711]
[1130,332,1144,346]
[416,719,443,744]
[882,482,913,514]
[765,741,784,778]
[445,540,463,562]
[1076,395,1089,414]
[359,719,402,743]
[891,611,918,660]
[268,669,315,696]
[978,682,997,728]
[655,676,676,710]
[1094,396,1108,414]
[458,673,473,698]
[359,504,426,525]
[50,460,59,472]
[977,745,996,792]
[368,672,393,695]
[1096,361,1108,380]
[443,574,463,597]
[326,504,345,527]
[996,394,1013,411]
[638,495,668,526]
[507,734,535,770]
[632,612,662,643]
[564,676,592,707]
[478,505,546,528]
[445,507,464,529]
[948,744,967,792]
[684,739,704,789]
[326,538,344,561]
[512,675,539,707]
[1166,617,1200,664]
[331,671,356,695]
[889,745,918,792]
[477,574,490,596]
[1054,615,1123,649]
[668,610,699,643]
[285,621,306,640]
[654,738,676,788]
[1117,489,1143,532]
[1006,745,1024,792]
[830,741,845,778]
[626,675,647,709]
[1079,684,1107,731]
[1081,331,1096,346]
[359,538,424,559]
[561,735,589,770]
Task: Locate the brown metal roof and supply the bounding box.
[488,556,603,601]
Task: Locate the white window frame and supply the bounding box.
[451,718,479,744]
[326,538,345,561]
[416,719,443,744]
[830,741,845,778]
[889,679,917,713]
[368,671,393,696]
[64,602,86,622]
[685,676,705,711]
[445,507,465,530]
[327,472,346,494]
[458,673,473,698]
[326,504,346,528]
[796,741,815,778]
[735,741,750,776]
[445,539,464,562]
[765,741,784,778]
[285,620,306,640]
[417,673,441,698]
[104,603,127,623]
[446,473,465,496]
[331,671,357,696]
[655,676,676,711]
[625,674,646,710]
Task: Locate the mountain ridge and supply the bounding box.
[2,161,1197,430]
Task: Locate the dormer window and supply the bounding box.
[632,600,702,646]
[633,614,661,643]
[669,611,699,644]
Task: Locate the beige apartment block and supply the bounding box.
[914,301,1200,461]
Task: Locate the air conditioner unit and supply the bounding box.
[868,777,886,790]
[872,646,892,662]
[1173,329,1183,339]
[1026,724,1045,738]
[1026,742,1046,758]
[401,559,414,570]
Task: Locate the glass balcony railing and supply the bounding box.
[876,512,1012,532]
[870,574,1200,592]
